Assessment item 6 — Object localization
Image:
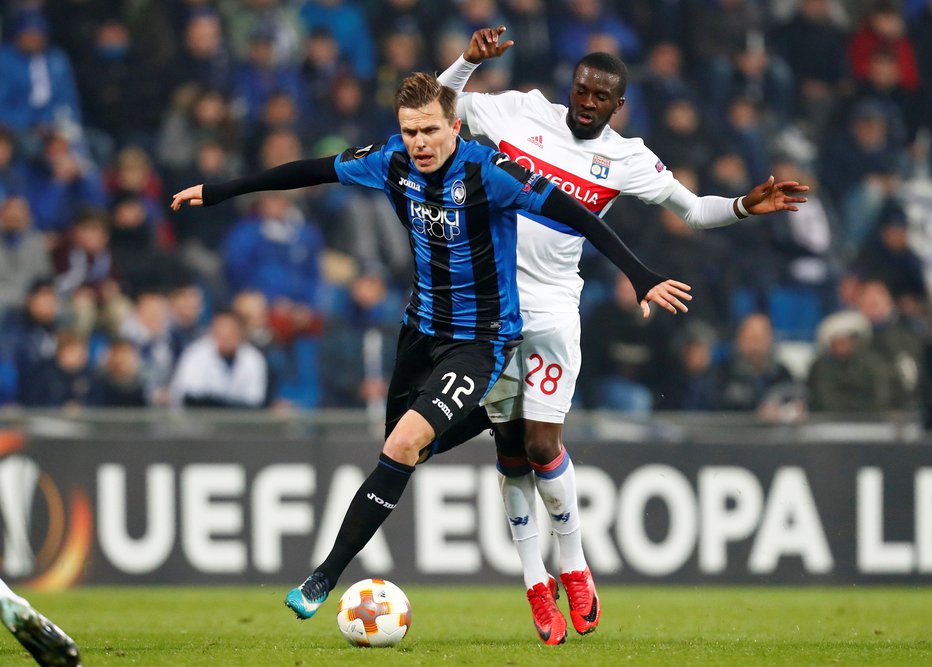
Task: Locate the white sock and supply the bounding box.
[498,468,550,589]
[532,448,587,573]
[0,577,21,602]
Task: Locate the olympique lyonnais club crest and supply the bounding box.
[451,179,466,205]
[590,155,611,180]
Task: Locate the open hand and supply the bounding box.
[742,176,809,215]
[640,279,692,318]
[464,25,514,64]
[170,184,204,211]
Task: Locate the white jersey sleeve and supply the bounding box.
[460,90,533,145]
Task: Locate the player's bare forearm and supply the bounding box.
[463,25,514,64]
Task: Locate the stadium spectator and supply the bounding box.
[855,278,924,407]
[498,0,553,90]
[231,289,292,406]
[688,0,764,68]
[555,0,642,69]
[708,38,796,129]
[23,132,106,239]
[0,9,83,142]
[443,0,513,90]
[772,0,849,89]
[848,1,920,92]
[243,91,305,173]
[298,0,376,80]
[169,309,268,408]
[911,1,932,127]
[75,18,161,151]
[18,330,94,408]
[88,338,147,407]
[0,125,27,203]
[222,0,305,66]
[5,279,59,405]
[156,87,239,172]
[771,0,849,134]
[721,95,773,184]
[319,266,401,408]
[714,313,796,412]
[655,319,719,411]
[842,48,918,148]
[851,200,926,307]
[107,192,160,287]
[819,99,902,256]
[172,8,234,94]
[168,138,238,254]
[106,146,169,244]
[807,310,895,412]
[52,207,131,337]
[767,157,837,311]
[118,289,175,405]
[232,26,307,129]
[222,191,323,308]
[638,185,735,331]
[578,273,667,413]
[0,196,52,317]
[648,97,719,173]
[310,74,394,147]
[370,0,452,39]
[639,42,695,122]
[168,281,207,354]
[301,27,346,112]
[374,30,430,116]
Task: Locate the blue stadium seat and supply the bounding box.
[0,358,16,405]
[277,337,320,409]
[768,286,823,342]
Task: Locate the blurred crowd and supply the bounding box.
[0,0,930,420]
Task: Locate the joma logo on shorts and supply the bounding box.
[431,397,454,420]
[367,492,397,509]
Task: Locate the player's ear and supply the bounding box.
[452,117,462,136]
[615,97,626,114]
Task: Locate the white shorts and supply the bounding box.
[482,310,581,424]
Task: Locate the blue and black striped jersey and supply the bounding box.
[335,135,554,343]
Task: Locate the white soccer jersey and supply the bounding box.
[460,89,677,313]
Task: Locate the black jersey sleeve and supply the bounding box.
[540,187,666,303]
[201,157,339,206]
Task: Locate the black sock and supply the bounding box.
[317,453,415,587]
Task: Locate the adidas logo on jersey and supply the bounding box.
[527,135,543,149]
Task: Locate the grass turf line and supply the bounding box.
[1,586,930,666]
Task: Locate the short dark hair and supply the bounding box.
[394,72,457,123]
[574,52,628,97]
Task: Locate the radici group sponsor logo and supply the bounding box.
[409,200,461,240]
[0,432,92,590]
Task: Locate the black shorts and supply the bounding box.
[384,325,517,439]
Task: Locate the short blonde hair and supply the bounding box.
[394,72,457,123]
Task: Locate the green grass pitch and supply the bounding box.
[3,586,931,666]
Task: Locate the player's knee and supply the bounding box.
[493,422,525,458]
[524,434,562,465]
[383,437,419,462]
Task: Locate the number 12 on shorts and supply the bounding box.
[524,354,562,395]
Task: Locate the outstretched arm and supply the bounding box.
[170,157,340,210]
[539,188,691,318]
[662,176,810,230]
